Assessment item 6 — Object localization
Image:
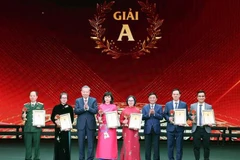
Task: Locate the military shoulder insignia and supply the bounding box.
[37,102,44,105]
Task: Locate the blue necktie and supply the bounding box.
[175,103,178,109]
[199,105,202,126]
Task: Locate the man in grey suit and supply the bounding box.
[74,85,98,160]
[190,90,213,160]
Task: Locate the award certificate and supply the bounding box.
[60,113,72,131]
[202,109,215,125]
[129,113,142,129]
[174,109,186,125]
[32,110,45,127]
[105,111,120,128]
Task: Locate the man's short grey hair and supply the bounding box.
[81,85,91,91]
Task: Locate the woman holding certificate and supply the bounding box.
[51,92,74,160]
[96,92,118,160]
[120,95,141,160]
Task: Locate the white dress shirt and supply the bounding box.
[173,100,180,110]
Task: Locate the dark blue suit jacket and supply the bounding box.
[164,101,188,132]
[142,104,163,134]
[74,97,98,130]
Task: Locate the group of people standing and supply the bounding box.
[22,86,213,160]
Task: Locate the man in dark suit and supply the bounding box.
[74,85,98,160]
[142,92,163,160]
[190,90,213,160]
[22,91,44,160]
[164,89,188,160]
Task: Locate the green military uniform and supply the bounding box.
[23,102,44,160]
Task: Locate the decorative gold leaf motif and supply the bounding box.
[102,37,106,42]
[89,0,163,59]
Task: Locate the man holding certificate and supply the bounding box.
[142,92,163,160]
[74,85,98,160]
[190,90,213,160]
[164,89,188,160]
[21,91,44,160]
[51,92,74,160]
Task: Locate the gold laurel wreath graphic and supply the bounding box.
[89,0,163,59]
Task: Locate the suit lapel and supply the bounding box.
[27,103,31,110]
[170,101,174,110]
[178,101,182,109]
[88,97,91,107]
[80,98,84,106]
[154,104,160,111]
[194,103,198,112]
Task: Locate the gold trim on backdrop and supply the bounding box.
[89,0,163,59]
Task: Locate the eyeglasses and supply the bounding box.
[198,96,205,97]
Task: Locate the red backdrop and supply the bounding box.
[0,0,240,126]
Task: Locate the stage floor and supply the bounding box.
[0,140,239,160]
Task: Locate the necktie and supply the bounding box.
[31,103,34,107]
[151,104,154,109]
[84,99,88,110]
[84,99,87,104]
[199,104,202,126]
[175,103,178,109]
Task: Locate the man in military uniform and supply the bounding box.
[22,91,44,160]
